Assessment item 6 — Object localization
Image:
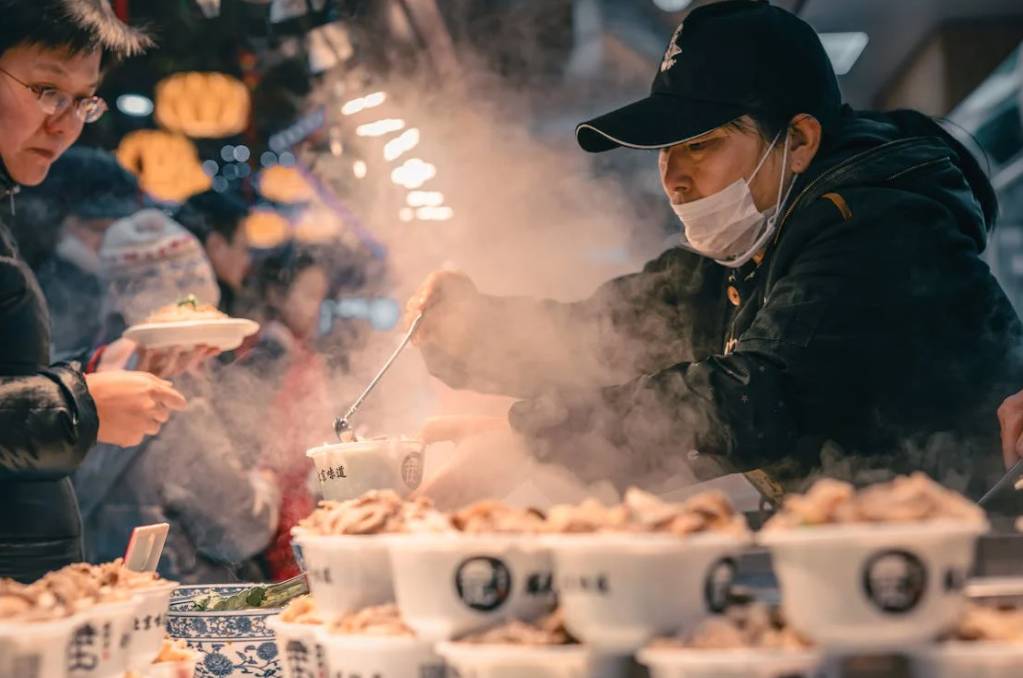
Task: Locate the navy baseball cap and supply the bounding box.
[576,0,842,152]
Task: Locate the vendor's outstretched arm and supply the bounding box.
[419,248,727,399]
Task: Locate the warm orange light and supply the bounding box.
[243,210,291,249]
[259,166,316,204]
[155,71,250,138]
[116,130,211,203]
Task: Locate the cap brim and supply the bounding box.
[575,93,748,153]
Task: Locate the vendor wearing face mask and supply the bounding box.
[407,0,1023,501]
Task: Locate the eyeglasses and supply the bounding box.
[0,67,107,123]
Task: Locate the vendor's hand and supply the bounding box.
[997,388,1023,469]
[97,338,220,377]
[85,370,188,447]
[419,415,509,445]
[404,270,478,347]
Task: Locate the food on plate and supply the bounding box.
[144,294,227,324]
[542,487,748,537]
[649,603,811,651]
[451,499,548,534]
[279,595,323,625]
[945,604,1023,643]
[192,575,308,611]
[457,610,575,646]
[763,473,984,530]
[297,489,452,536]
[328,603,415,637]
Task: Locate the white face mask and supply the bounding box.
[671,132,795,268]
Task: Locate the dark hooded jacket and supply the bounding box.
[419,108,1023,501]
[0,165,100,582]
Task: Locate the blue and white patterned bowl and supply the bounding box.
[166,584,282,678]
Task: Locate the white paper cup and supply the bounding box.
[128,581,180,669]
[911,641,1023,678]
[316,626,443,677]
[547,532,750,652]
[437,641,592,678]
[0,615,80,678]
[389,534,555,641]
[759,520,986,651]
[267,615,329,678]
[68,598,140,678]
[307,439,426,501]
[292,532,394,618]
[637,646,825,678]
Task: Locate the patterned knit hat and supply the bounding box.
[100,208,220,326]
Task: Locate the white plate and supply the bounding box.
[123,318,260,351]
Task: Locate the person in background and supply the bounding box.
[0,0,187,583]
[226,244,333,580]
[74,208,279,583]
[29,146,143,360]
[174,189,252,316]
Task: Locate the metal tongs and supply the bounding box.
[333,313,423,439]
[977,457,1023,509]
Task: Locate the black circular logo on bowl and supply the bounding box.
[401,452,423,490]
[862,549,928,614]
[455,556,512,612]
[704,557,737,613]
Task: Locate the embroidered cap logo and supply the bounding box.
[660,22,684,72]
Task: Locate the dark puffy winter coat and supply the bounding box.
[0,165,99,582]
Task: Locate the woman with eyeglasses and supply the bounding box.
[0,1,187,583]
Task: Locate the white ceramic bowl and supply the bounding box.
[306,439,426,501]
[68,598,140,678]
[911,641,1023,678]
[267,615,329,678]
[759,520,986,651]
[316,626,443,677]
[389,534,555,641]
[292,532,394,618]
[637,646,825,678]
[437,641,592,678]
[0,615,80,678]
[548,532,750,652]
[129,581,180,669]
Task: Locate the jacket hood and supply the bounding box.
[791,105,998,249]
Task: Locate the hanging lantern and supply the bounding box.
[155,71,250,138]
[116,129,211,203]
[258,165,316,204]
[294,207,342,243]
[244,210,291,249]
